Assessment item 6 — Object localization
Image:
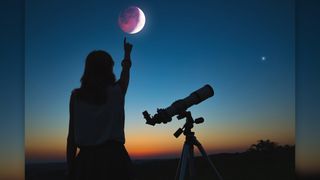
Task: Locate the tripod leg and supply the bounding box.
[179,143,190,180]
[175,143,186,180]
[188,143,195,180]
[194,139,223,180]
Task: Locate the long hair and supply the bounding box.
[78,50,116,105]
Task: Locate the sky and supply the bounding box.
[25,0,296,164]
[0,1,24,179]
[1,0,319,179]
[0,0,320,179]
[295,0,320,176]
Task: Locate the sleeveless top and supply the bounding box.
[73,84,125,146]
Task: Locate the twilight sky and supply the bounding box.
[25,0,296,166]
[3,1,320,179]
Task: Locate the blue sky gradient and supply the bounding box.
[25,0,295,163]
[8,1,320,179]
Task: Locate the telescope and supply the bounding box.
[143,84,214,126]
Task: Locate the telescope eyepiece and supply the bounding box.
[143,111,155,126]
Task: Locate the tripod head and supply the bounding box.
[174,111,224,180]
[174,111,204,138]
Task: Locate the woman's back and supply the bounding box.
[72,83,125,147]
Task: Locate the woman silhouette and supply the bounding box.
[66,38,133,180]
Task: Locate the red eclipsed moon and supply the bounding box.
[118,6,146,34]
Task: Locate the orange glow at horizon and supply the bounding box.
[25,121,295,162]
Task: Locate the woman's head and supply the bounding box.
[81,50,116,88]
[79,50,116,104]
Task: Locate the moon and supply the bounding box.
[118,6,146,34]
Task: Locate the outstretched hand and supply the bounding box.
[122,37,132,68]
[124,37,133,59]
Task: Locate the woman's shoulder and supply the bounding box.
[72,88,81,94]
[110,82,123,94]
[71,88,81,99]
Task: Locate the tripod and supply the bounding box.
[174,111,223,180]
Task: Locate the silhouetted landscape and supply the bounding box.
[26,140,295,180]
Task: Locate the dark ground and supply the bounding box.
[26,148,295,180]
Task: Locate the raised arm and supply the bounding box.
[118,37,133,94]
